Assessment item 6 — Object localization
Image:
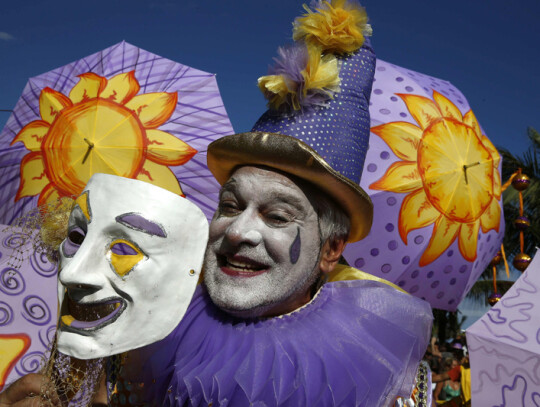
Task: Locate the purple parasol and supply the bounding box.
[466,250,540,406]
[343,59,505,311]
[0,41,234,224]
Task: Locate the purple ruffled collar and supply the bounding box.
[134,279,432,407]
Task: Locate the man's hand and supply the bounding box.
[0,372,109,407]
[0,374,61,407]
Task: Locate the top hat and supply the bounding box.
[208,0,375,242]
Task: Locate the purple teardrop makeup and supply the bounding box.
[289,227,301,264]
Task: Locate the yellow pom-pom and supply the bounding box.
[258,74,299,111]
[258,43,341,111]
[302,44,340,98]
[293,0,372,54]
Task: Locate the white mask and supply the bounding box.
[56,174,208,359]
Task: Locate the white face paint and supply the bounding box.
[57,174,208,359]
[204,166,322,318]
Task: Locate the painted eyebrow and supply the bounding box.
[115,213,167,238]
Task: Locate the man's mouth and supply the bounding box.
[219,256,268,277]
[60,296,125,331]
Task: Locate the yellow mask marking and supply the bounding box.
[109,239,144,277]
[76,192,91,221]
[61,315,75,326]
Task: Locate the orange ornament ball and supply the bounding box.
[488,292,502,306]
[513,253,532,272]
[512,174,531,191]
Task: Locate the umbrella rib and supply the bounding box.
[91,148,123,176]
[161,72,214,93]
[467,163,495,192]
[158,63,186,93]
[173,102,229,120]
[94,110,133,144]
[163,65,186,92]
[149,58,186,93]
[437,119,462,166]
[142,56,159,93]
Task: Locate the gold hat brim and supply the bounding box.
[207,132,373,242]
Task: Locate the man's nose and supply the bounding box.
[224,209,263,246]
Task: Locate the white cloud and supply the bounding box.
[0,32,14,41]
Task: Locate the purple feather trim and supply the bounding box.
[265,43,339,112]
[269,44,308,85]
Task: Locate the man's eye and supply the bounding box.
[266,212,292,224]
[219,202,240,215]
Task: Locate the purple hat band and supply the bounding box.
[252,42,375,185]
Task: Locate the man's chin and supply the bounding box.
[205,282,306,319]
[216,301,274,319]
[204,280,274,318]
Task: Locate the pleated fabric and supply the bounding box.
[139,279,432,407]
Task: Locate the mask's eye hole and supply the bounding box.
[68,229,85,245]
[111,241,138,255]
[109,239,144,277]
[62,227,86,257]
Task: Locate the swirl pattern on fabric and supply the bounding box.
[2,233,27,249]
[21,295,52,326]
[39,325,57,349]
[30,251,57,278]
[0,227,58,389]
[0,268,25,295]
[0,301,13,326]
[467,250,540,406]
[14,351,45,376]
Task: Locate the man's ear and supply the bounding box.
[319,238,347,274]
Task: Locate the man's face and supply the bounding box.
[57,174,208,359]
[203,166,322,318]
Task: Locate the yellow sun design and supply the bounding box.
[11,71,196,205]
[0,334,30,391]
[370,91,501,266]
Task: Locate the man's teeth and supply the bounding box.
[227,259,262,272]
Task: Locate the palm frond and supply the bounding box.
[527,126,540,150]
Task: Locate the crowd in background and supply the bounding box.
[424,334,471,407]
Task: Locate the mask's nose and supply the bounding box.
[61,282,101,302]
[58,240,108,297]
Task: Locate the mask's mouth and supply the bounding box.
[60,295,125,331]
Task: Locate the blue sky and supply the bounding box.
[1,0,539,155]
